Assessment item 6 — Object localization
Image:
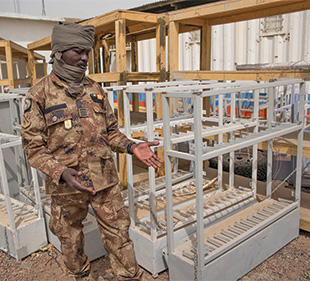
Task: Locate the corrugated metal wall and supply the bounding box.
[136,10,310,74]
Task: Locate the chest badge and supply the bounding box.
[79,108,88,118]
[90,93,103,103]
[64,119,72,130]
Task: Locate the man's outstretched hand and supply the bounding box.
[131,141,163,169]
[61,168,96,195]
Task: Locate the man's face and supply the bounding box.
[62,47,90,70]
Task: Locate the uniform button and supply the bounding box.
[94,106,99,112]
[52,116,57,122]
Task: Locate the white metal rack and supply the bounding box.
[0,133,47,260]
[112,80,256,276]
[161,78,305,280]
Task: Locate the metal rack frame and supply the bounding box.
[0,133,47,260]
[161,78,305,280]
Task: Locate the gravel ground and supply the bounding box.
[0,230,309,281]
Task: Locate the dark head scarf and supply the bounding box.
[50,22,95,96]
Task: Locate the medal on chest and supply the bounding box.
[64,119,72,130]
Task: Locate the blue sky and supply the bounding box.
[0,0,154,19]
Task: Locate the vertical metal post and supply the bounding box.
[123,90,135,227]
[31,167,44,219]
[252,89,259,197]
[218,93,223,192]
[295,81,305,204]
[0,146,16,231]
[266,86,275,198]
[229,92,236,189]
[193,93,204,280]
[163,93,175,259]
[146,90,157,241]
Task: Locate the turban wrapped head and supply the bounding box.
[51,22,95,58]
[50,22,95,96]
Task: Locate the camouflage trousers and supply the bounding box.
[49,184,141,280]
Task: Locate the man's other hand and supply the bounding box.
[61,168,96,195]
[131,141,163,169]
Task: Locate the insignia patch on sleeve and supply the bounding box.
[90,93,103,103]
[24,98,32,113]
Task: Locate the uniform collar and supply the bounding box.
[51,71,91,87]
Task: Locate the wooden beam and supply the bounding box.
[28,50,37,85]
[115,18,127,188]
[87,72,120,82]
[209,0,310,26]
[94,37,101,73]
[131,37,139,113]
[0,79,9,86]
[27,35,51,51]
[14,77,31,86]
[200,21,212,118]
[5,41,14,88]
[170,70,310,81]
[88,49,94,75]
[168,21,179,72]
[121,10,164,24]
[169,0,306,22]
[127,72,162,82]
[156,18,167,176]
[102,39,110,73]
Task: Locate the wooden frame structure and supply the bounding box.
[168,0,310,80]
[0,40,46,89]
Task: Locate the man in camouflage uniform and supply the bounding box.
[21,22,162,281]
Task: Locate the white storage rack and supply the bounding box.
[1,89,107,261]
[0,133,47,260]
[161,78,305,281]
[104,81,216,276]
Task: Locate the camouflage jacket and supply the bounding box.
[21,72,134,195]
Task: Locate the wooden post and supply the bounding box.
[28,50,37,85]
[102,38,111,87]
[201,20,212,117]
[131,36,139,112]
[5,41,14,89]
[94,37,101,74]
[115,18,128,187]
[168,21,179,73]
[156,18,167,176]
[88,49,94,75]
[42,59,47,76]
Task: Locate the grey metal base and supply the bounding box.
[166,201,299,281]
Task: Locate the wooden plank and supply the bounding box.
[0,79,9,86]
[156,19,166,177]
[28,50,37,85]
[209,0,310,26]
[121,10,164,24]
[200,21,211,118]
[300,206,310,232]
[127,72,162,82]
[93,37,101,73]
[169,0,306,22]
[5,41,14,88]
[14,78,31,86]
[168,21,179,72]
[81,10,119,27]
[27,35,51,51]
[170,70,310,81]
[115,18,127,187]
[87,72,120,82]
[102,39,110,73]
[126,22,158,35]
[88,49,94,74]
[131,37,139,113]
